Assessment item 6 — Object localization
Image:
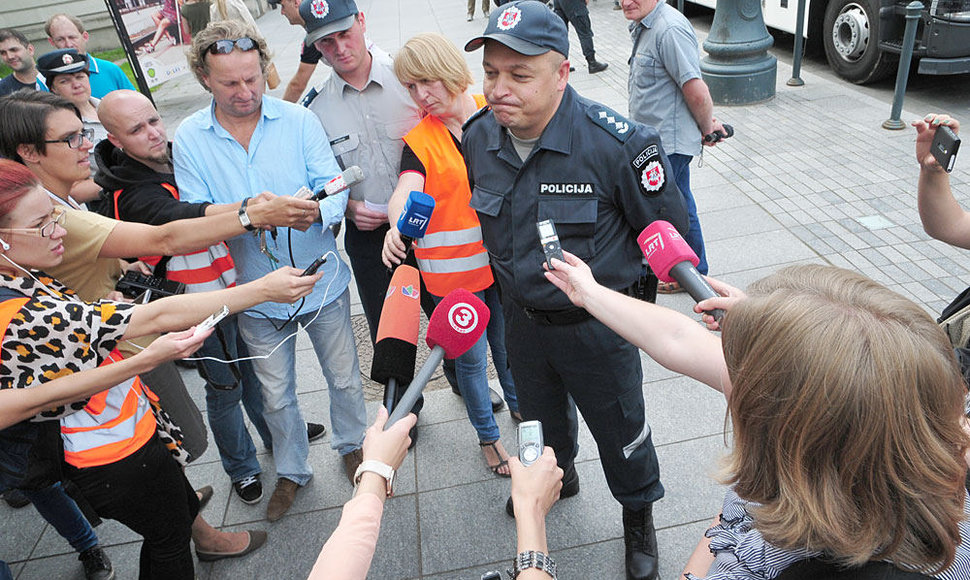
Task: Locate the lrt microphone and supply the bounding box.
[638,220,724,323]
[370,265,421,414]
[397,190,435,250]
[386,288,489,428]
[312,165,365,200]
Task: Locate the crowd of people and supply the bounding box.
[0,1,966,580]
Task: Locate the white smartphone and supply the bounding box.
[193,305,229,337]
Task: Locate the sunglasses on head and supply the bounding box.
[204,37,259,56]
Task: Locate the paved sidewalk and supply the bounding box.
[3,0,969,578]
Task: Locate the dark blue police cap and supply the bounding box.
[300,0,359,46]
[464,1,568,57]
[37,49,89,82]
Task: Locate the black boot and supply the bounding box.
[623,504,658,580]
[506,463,580,517]
[587,58,609,74]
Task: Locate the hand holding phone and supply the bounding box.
[518,420,544,467]
[193,305,229,337]
[537,220,564,270]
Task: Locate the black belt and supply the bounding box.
[519,304,592,326]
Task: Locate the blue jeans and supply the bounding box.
[482,285,517,413]
[668,153,708,275]
[237,288,366,484]
[196,314,272,483]
[432,286,516,442]
[0,560,11,580]
[23,481,98,553]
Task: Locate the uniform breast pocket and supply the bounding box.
[469,186,511,261]
[631,53,662,92]
[538,197,597,260]
[330,133,359,161]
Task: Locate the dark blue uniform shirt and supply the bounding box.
[463,85,688,310]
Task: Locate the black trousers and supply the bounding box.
[344,221,392,345]
[554,0,597,61]
[65,435,199,580]
[504,303,664,510]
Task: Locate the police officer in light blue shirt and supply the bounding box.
[462,3,688,579]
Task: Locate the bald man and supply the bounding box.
[94,91,329,505]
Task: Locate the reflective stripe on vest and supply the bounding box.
[60,350,156,468]
[403,94,493,296]
[113,182,236,293]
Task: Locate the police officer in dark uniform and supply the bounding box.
[462,3,688,579]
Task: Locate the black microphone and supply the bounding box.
[638,221,724,323]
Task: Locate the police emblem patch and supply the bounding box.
[630,144,666,196]
[497,6,522,30]
[311,0,329,18]
[62,54,74,65]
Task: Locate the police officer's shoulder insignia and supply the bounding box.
[588,105,632,143]
[630,143,666,196]
[462,105,490,132]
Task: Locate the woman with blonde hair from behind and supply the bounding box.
[543,256,970,579]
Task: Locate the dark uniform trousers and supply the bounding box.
[505,304,664,510]
[554,0,597,62]
[344,221,392,344]
[463,85,688,513]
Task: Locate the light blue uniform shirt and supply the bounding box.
[173,95,351,319]
[87,56,135,99]
[627,2,704,157]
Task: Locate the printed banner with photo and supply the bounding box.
[103,0,207,88]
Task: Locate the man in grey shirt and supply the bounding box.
[301,0,421,342]
[623,0,724,286]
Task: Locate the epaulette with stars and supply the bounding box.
[587,105,633,143]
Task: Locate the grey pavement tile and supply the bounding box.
[706,230,817,275]
[699,205,778,242]
[16,540,142,580]
[644,375,728,447]
[0,501,46,563]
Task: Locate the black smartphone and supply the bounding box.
[301,255,327,276]
[932,125,961,173]
[115,271,185,301]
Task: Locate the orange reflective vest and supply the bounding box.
[60,350,157,468]
[404,94,492,296]
[113,183,237,293]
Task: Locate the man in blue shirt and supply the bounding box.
[45,14,135,99]
[173,20,367,523]
[0,29,48,97]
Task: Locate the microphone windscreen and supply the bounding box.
[375,265,421,345]
[426,288,489,359]
[397,191,435,240]
[371,338,417,385]
[638,220,699,283]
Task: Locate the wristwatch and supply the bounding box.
[353,460,395,497]
[508,551,557,579]
[238,197,255,231]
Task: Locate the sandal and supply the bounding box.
[479,440,511,478]
[657,280,685,294]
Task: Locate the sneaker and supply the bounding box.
[79,546,115,580]
[233,474,263,504]
[2,489,30,508]
[588,59,609,74]
[307,422,327,442]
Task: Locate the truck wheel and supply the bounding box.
[822,0,898,83]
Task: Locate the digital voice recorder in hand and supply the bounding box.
[537,220,564,270]
[518,420,544,467]
[932,125,961,173]
[193,305,229,337]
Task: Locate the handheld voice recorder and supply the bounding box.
[518,420,544,467]
[537,220,564,270]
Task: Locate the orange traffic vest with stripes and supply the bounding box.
[112,183,237,293]
[403,94,493,296]
[0,297,155,468]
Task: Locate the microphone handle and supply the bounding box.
[388,236,415,274]
[383,377,399,414]
[386,345,445,428]
[668,261,724,323]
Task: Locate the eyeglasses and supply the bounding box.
[204,37,259,56]
[0,208,66,238]
[44,128,94,150]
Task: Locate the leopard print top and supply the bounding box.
[0,273,133,421]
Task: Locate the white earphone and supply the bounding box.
[0,238,9,251]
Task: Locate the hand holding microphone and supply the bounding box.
[386,288,489,428]
[383,191,435,270]
[371,265,421,414]
[638,221,725,324]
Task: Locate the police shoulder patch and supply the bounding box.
[629,142,666,197]
[461,105,491,132]
[588,105,632,143]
